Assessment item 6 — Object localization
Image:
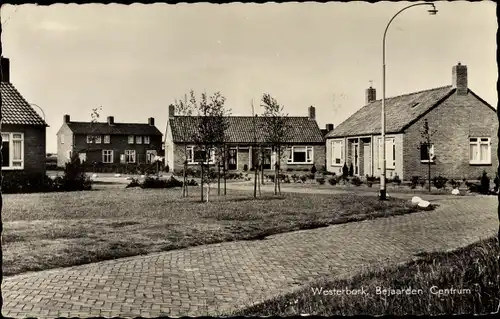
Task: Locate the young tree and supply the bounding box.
[260,93,292,195]
[172,93,195,197]
[251,99,262,198]
[419,119,437,192]
[191,91,230,202]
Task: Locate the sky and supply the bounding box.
[1,1,497,153]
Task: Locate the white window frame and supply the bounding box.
[102,150,114,163]
[144,136,150,145]
[104,135,111,144]
[1,132,24,170]
[187,146,216,165]
[124,150,136,164]
[128,135,134,144]
[95,135,102,144]
[469,137,491,165]
[86,135,94,144]
[287,146,314,164]
[331,139,344,166]
[136,136,143,144]
[378,137,396,169]
[420,143,435,163]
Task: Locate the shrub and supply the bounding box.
[410,176,419,189]
[291,174,299,183]
[165,164,170,173]
[300,175,307,183]
[140,176,183,189]
[392,174,402,186]
[348,163,354,177]
[286,168,293,172]
[449,179,462,190]
[494,174,499,193]
[316,177,325,185]
[328,177,337,186]
[480,171,490,195]
[62,155,92,191]
[342,163,349,180]
[433,176,448,190]
[307,173,315,180]
[283,175,291,183]
[186,179,198,186]
[311,165,317,175]
[243,164,248,172]
[126,178,141,188]
[419,178,426,188]
[1,172,56,194]
[350,176,362,186]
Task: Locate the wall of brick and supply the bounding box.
[72,133,163,165]
[56,124,73,167]
[403,91,498,180]
[3,124,46,177]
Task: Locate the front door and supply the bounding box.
[228,148,237,170]
[363,143,371,176]
[352,142,359,175]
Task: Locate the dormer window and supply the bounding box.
[410,102,420,108]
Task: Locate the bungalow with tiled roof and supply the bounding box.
[56,115,163,167]
[164,106,328,172]
[326,63,498,181]
[1,57,49,177]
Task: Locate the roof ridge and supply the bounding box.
[69,121,154,125]
[368,85,453,104]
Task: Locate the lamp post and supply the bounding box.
[380,2,438,200]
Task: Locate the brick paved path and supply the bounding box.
[1,196,497,318]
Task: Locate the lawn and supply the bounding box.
[2,187,419,276]
[236,237,500,316]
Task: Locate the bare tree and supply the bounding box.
[260,93,292,195]
[419,119,437,192]
[172,93,195,197]
[191,91,230,202]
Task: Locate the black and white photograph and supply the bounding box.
[0,1,498,317]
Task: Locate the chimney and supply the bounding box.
[63,114,70,124]
[148,117,155,126]
[1,57,10,83]
[365,86,376,104]
[308,105,316,120]
[107,116,114,125]
[452,62,468,95]
[168,104,175,118]
[326,123,334,132]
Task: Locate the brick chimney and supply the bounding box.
[326,123,334,132]
[107,116,114,125]
[168,104,175,118]
[366,86,376,104]
[148,117,155,126]
[63,114,70,124]
[308,106,316,120]
[1,57,10,83]
[452,62,468,95]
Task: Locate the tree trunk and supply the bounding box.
[200,163,204,202]
[217,159,221,196]
[277,148,281,195]
[183,145,188,197]
[428,162,431,192]
[206,161,210,202]
[223,144,227,196]
[261,147,265,185]
[253,147,258,198]
[274,150,278,195]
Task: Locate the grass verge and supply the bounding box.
[2,188,419,276]
[235,237,500,316]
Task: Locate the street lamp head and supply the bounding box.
[427,4,438,15]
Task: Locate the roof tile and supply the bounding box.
[1,82,48,126]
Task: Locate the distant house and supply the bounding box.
[1,57,48,177]
[325,62,498,181]
[56,115,163,167]
[164,106,327,172]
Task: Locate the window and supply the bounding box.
[128,135,134,144]
[287,146,314,164]
[125,150,136,163]
[187,146,215,164]
[79,153,87,163]
[470,137,491,164]
[60,135,65,144]
[102,150,114,163]
[420,143,435,163]
[136,136,143,144]
[95,135,102,144]
[104,135,110,144]
[331,140,344,165]
[378,137,396,169]
[87,135,94,143]
[144,136,150,144]
[1,133,24,169]
[146,150,157,164]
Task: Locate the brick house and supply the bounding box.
[56,115,163,167]
[325,63,498,181]
[1,57,48,177]
[164,106,328,172]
